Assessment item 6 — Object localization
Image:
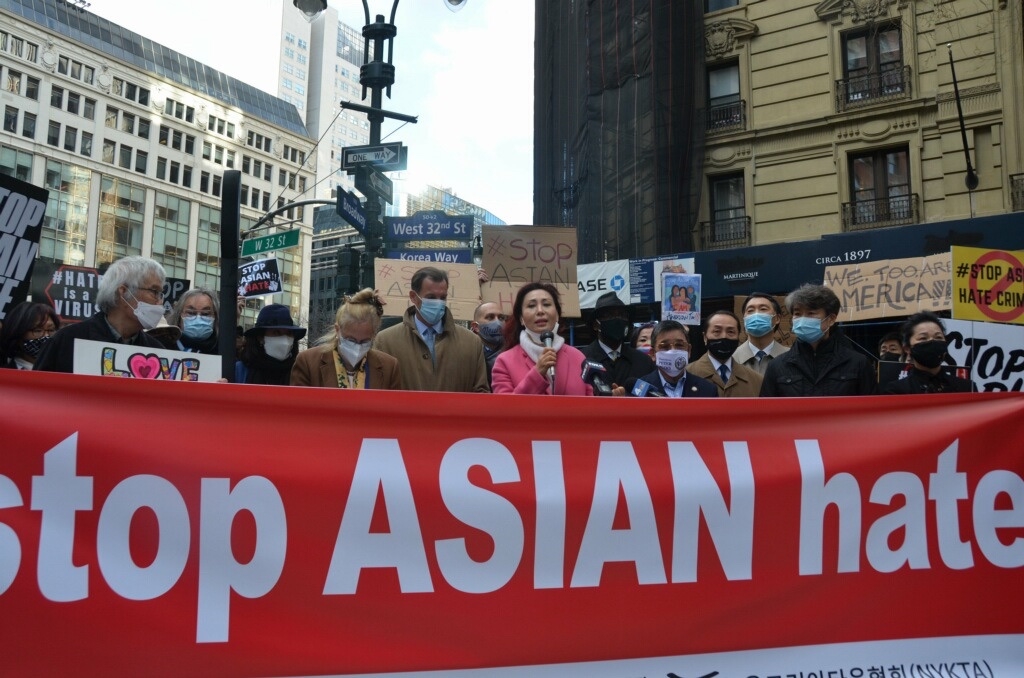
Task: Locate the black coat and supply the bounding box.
[580,341,655,388]
[881,367,975,394]
[630,369,719,398]
[759,333,876,397]
[33,312,165,373]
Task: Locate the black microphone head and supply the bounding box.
[539,331,554,346]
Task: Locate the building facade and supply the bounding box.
[0,0,316,324]
[697,0,1024,251]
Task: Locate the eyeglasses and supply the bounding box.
[134,286,165,302]
[655,342,690,351]
[27,326,57,338]
[181,310,215,318]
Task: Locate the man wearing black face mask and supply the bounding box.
[686,310,763,397]
[881,311,975,394]
[471,301,506,387]
[581,291,654,389]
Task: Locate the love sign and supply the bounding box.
[73,339,223,382]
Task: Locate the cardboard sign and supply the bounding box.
[374,259,480,322]
[30,261,102,324]
[0,172,48,320]
[71,338,222,381]
[823,252,951,321]
[238,257,282,298]
[945,318,1024,391]
[480,225,580,318]
[951,246,1024,325]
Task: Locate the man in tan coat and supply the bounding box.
[373,266,489,392]
[686,310,763,397]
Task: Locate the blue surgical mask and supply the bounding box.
[478,319,504,346]
[416,295,447,325]
[743,313,774,338]
[792,317,825,344]
[182,315,214,340]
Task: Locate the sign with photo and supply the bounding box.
[0,172,48,320]
[661,272,701,325]
[72,338,222,381]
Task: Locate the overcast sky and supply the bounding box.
[87,0,535,225]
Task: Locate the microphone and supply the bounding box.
[581,360,614,396]
[540,331,555,391]
[624,377,664,397]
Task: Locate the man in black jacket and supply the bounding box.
[580,291,655,389]
[760,283,876,397]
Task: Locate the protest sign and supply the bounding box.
[0,172,47,320]
[71,338,222,381]
[29,261,102,324]
[162,276,191,315]
[661,272,701,325]
[951,246,1024,325]
[1,371,1022,676]
[238,257,281,298]
[374,259,479,322]
[480,225,579,317]
[945,318,1024,391]
[823,252,951,321]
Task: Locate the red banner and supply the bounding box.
[1,370,1023,676]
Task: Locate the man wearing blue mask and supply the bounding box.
[733,292,790,376]
[167,288,220,354]
[374,266,489,392]
[471,301,506,387]
[759,283,876,397]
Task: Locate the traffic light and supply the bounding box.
[336,246,359,295]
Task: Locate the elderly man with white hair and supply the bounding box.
[34,256,168,373]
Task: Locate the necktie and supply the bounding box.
[718,364,730,383]
[755,350,767,362]
[423,327,436,362]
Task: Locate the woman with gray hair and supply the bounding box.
[167,288,220,354]
[759,283,876,397]
[34,256,168,373]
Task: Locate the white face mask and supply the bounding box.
[123,290,165,330]
[263,335,294,361]
[656,349,689,378]
[338,337,371,368]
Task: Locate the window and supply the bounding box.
[26,76,39,100]
[843,24,903,103]
[97,176,146,261]
[51,85,64,108]
[121,112,136,134]
[182,166,192,188]
[135,150,148,174]
[705,0,738,12]
[22,112,35,139]
[103,139,115,164]
[169,161,180,184]
[119,145,133,170]
[83,98,95,119]
[138,119,150,139]
[80,132,92,157]
[64,126,78,152]
[708,62,742,130]
[105,106,118,129]
[3,106,16,134]
[0,144,33,182]
[5,69,21,94]
[66,91,80,115]
[708,173,746,243]
[849,147,911,225]
[156,157,167,180]
[152,192,192,277]
[40,160,91,264]
[185,134,195,154]
[47,121,61,146]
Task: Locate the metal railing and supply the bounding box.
[836,66,911,112]
[842,193,919,231]
[706,99,746,133]
[1011,173,1024,211]
[698,215,751,250]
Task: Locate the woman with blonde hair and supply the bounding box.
[291,288,401,389]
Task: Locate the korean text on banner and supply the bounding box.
[480,225,579,317]
[1,370,1022,677]
[951,245,1024,325]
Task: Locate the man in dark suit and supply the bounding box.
[580,291,655,389]
[627,320,717,398]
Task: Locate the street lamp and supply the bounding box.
[293,0,328,22]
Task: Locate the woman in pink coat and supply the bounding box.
[491,282,593,396]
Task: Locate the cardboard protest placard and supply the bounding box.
[72,338,222,381]
[374,259,480,322]
[823,252,951,321]
[661,272,701,325]
[945,318,1024,391]
[0,172,48,320]
[951,246,1024,326]
[480,225,580,318]
[238,257,282,298]
[30,261,102,324]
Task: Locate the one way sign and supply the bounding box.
[342,142,408,172]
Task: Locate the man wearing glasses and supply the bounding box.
[34,255,168,373]
[625,320,718,398]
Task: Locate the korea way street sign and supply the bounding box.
[240,229,301,257]
[342,142,408,172]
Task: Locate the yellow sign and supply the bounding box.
[822,253,951,321]
[951,246,1024,325]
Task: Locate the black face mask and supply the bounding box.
[879,351,904,362]
[599,317,630,344]
[705,337,739,362]
[21,336,50,358]
[910,340,947,369]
